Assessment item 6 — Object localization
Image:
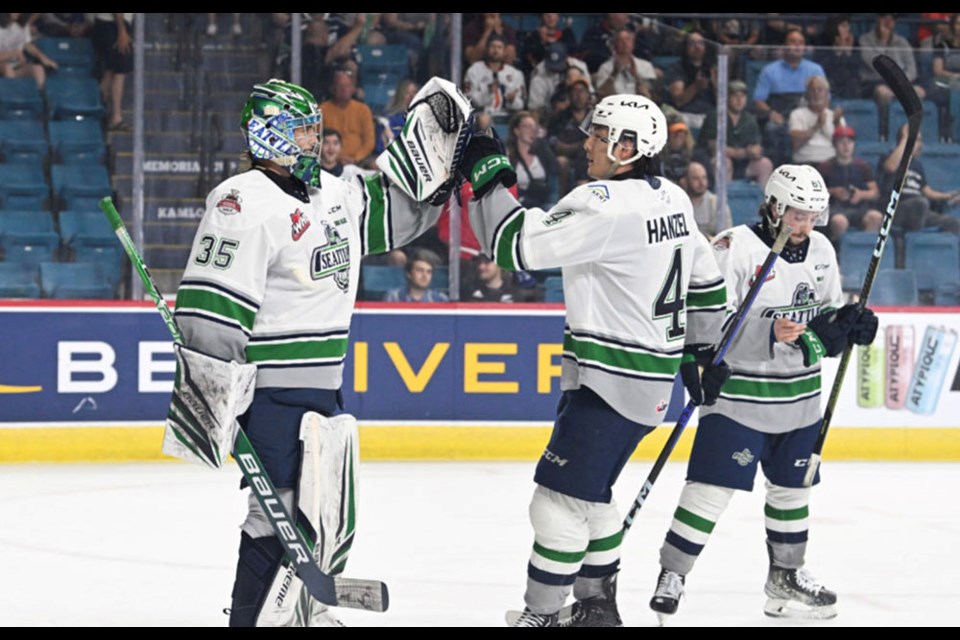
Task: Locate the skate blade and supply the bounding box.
[655,611,674,627]
[763,598,838,620]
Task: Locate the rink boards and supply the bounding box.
[1,301,959,463]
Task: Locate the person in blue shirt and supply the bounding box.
[383,249,449,302]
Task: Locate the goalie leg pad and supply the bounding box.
[376,76,473,203]
[163,343,256,469]
[228,532,287,627]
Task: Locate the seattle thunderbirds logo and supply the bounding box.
[760,282,820,323]
[311,221,350,292]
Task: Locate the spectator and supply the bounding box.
[918,13,954,47]
[682,161,732,239]
[698,79,773,187]
[506,111,559,210]
[381,13,435,79]
[752,28,826,166]
[929,14,960,141]
[463,32,526,119]
[592,28,658,101]
[300,13,369,102]
[878,123,960,234]
[579,13,632,74]
[858,13,926,140]
[760,13,820,49]
[0,12,58,90]
[92,13,134,131]
[709,16,760,80]
[547,76,593,193]
[383,249,449,302]
[660,119,705,185]
[663,30,717,131]
[320,128,374,183]
[789,75,843,166]
[206,13,242,37]
[33,13,92,38]
[464,255,537,303]
[374,77,418,156]
[319,69,376,167]
[813,14,862,100]
[520,13,577,75]
[527,42,592,120]
[463,13,517,67]
[818,124,883,245]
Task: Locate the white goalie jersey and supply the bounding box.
[470,177,727,426]
[701,224,845,433]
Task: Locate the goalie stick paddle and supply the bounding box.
[99,197,389,613]
[801,54,924,488]
[505,223,793,628]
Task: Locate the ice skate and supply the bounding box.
[649,568,685,626]
[506,607,559,627]
[565,573,622,627]
[763,566,837,620]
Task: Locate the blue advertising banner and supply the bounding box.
[0,303,686,426]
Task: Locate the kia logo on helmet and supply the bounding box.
[618,100,648,109]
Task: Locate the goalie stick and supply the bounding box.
[99,197,388,613]
[506,223,793,627]
[802,54,924,487]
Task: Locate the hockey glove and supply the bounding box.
[459,130,517,199]
[848,306,878,346]
[797,304,860,366]
[680,344,731,406]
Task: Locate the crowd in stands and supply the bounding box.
[5,13,960,305]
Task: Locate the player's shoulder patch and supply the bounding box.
[713,232,733,251]
[583,182,611,204]
[215,189,243,216]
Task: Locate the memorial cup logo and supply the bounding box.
[216,189,242,215]
[311,221,350,292]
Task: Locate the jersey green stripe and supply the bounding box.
[245,338,349,363]
[364,174,388,254]
[533,542,586,564]
[723,374,821,399]
[564,334,680,375]
[764,504,809,521]
[495,210,524,271]
[687,286,727,308]
[586,530,624,553]
[674,506,716,534]
[176,288,255,330]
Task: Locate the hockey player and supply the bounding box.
[649,165,879,623]
[165,78,470,626]
[461,94,730,627]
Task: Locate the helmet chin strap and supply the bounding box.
[602,158,622,180]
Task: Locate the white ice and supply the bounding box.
[0,460,957,626]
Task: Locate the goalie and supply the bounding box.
[164,77,472,626]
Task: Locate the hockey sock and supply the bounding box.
[765,481,809,569]
[574,499,624,601]
[228,532,286,628]
[525,486,590,614]
[659,482,735,575]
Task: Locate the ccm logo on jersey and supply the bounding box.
[542,449,569,467]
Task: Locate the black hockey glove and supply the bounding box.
[797,303,860,366]
[459,130,517,199]
[680,344,731,407]
[848,306,878,346]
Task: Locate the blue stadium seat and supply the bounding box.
[0,78,43,120]
[0,164,49,210]
[724,180,764,227]
[0,120,49,165]
[744,59,767,98]
[543,276,564,303]
[0,262,40,298]
[0,211,56,238]
[0,233,60,270]
[362,83,396,116]
[835,99,881,142]
[45,76,105,121]
[904,231,960,291]
[839,230,896,291]
[889,99,939,144]
[934,282,960,306]
[48,120,106,165]
[855,140,889,174]
[567,14,594,45]
[361,264,406,299]
[869,269,919,306]
[431,265,449,290]
[39,261,113,299]
[34,36,96,76]
[50,165,112,211]
[57,210,114,246]
[357,45,410,85]
[920,143,960,192]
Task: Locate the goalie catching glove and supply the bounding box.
[163,343,257,469]
[680,344,731,406]
[376,77,474,205]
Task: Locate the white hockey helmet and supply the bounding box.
[764,164,830,226]
[579,94,667,165]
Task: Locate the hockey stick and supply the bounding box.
[801,54,923,487]
[621,222,793,534]
[99,197,388,613]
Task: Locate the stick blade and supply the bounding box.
[872,54,923,117]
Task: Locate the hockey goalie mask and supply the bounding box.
[241,79,323,180]
[764,164,830,227]
[579,94,667,166]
